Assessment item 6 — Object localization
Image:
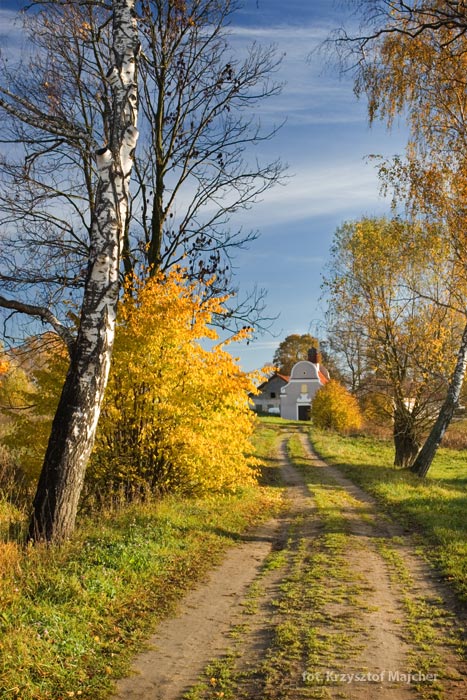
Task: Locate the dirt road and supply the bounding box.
[113,428,467,699]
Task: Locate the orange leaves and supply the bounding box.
[77,21,92,39]
[359,2,467,228]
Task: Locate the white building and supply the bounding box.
[280,350,329,420]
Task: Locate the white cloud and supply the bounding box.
[228,23,332,44]
[237,339,279,350]
[232,160,388,228]
[284,255,325,265]
[226,20,365,128]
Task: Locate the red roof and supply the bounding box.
[318,369,329,385]
[257,372,289,392]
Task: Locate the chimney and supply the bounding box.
[307,347,318,364]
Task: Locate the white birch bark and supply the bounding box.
[411,319,467,478]
[29,0,139,542]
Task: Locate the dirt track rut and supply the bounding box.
[113,430,467,700]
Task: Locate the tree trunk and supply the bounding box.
[393,407,420,468]
[393,428,420,468]
[28,0,139,543]
[410,320,467,478]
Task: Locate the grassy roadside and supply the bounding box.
[310,427,467,605]
[0,425,283,700]
[265,434,371,697]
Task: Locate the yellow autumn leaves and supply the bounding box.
[311,380,363,434]
[1,270,260,498]
[88,269,260,496]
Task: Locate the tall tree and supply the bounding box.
[133,1,283,286]
[324,217,463,467]
[0,0,283,342]
[336,0,467,475]
[0,0,139,541]
[273,333,320,375]
[0,0,284,538]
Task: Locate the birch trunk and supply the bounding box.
[28,0,139,542]
[411,320,467,478]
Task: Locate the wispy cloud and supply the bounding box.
[233,159,389,228]
[229,23,332,43]
[227,20,364,128]
[284,255,325,265]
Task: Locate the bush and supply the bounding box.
[311,380,363,434]
[88,269,260,498]
[0,340,68,486]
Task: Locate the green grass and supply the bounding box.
[0,426,283,700]
[310,428,467,604]
[185,421,464,700]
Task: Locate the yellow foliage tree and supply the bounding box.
[311,380,363,434]
[324,217,463,466]
[349,7,467,475]
[88,269,259,497]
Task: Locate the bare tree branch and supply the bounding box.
[0,295,75,353]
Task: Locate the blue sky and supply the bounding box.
[0,0,408,370]
[226,0,407,371]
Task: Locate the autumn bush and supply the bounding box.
[87,269,260,499]
[311,379,363,434]
[0,272,260,509]
[0,340,68,488]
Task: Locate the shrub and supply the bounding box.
[88,269,260,498]
[311,380,363,434]
[0,341,68,485]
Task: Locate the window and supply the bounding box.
[270,391,276,398]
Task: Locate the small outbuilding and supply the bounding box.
[280,348,329,420]
[251,372,289,414]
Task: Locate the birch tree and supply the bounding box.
[0,0,283,342]
[0,0,139,542]
[0,0,283,538]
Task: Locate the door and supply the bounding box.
[298,405,310,421]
